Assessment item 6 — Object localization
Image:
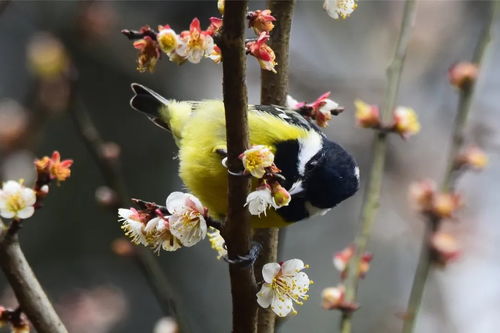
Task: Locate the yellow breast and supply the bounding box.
[178,100,309,228]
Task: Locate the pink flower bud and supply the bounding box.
[449,62,478,89]
[431,232,460,265]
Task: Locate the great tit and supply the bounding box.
[130,83,359,228]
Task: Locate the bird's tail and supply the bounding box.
[130,83,192,141]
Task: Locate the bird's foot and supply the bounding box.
[224,242,263,268]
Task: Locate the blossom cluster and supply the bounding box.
[256,259,313,317]
[354,99,421,139]
[287,92,344,128]
[0,151,72,221]
[118,192,208,253]
[238,145,291,217]
[123,3,278,73]
[321,245,372,311]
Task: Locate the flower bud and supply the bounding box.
[217,0,224,15]
[409,180,436,211]
[95,186,118,207]
[449,62,478,90]
[431,193,462,219]
[354,99,380,128]
[431,232,460,265]
[457,146,488,171]
[271,182,291,208]
[100,142,121,161]
[0,100,28,149]
[112,238,136,257]
[321,286,345,310]
[392,106,420,139]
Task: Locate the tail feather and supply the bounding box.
[130,83,169,130]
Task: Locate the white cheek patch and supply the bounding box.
[305,201,331,217]
[354,166,360,181]
[297,133,323,175]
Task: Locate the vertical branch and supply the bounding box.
[219,1,257,332]
[69,97,189,332]
[0,222,68,333]
[254,1,295,333]
[402,3,496,332]
[340,1,418,332]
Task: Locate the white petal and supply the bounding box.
[170,215,205,247]
[286,95,300,109]
[320,99,339,114]
[262,263,281,283]
[271,295,293,317]
[293,272,310,295]
[2,180,21,194]
[188,49,204,64]
[144,217,161,233]
[162,235,182,251]
[185,194,205,214]
[21,188,36,206]
[0,210,15,219]
[281,259,305,275]
[166,192,189,214]
[256,284,273,308]
[118,208,134,220]
[17,206,35,219]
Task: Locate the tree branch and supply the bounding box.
[402,3,497,332]
[0,220,68,333]
[254,1,295,333]
[219,1,257,332]
[340,1,418,332]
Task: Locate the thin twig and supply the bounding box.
[254,1,295,333]
[219,1,258,332]
[0,219,68,333]
[69,93,189,332]
[402,3,497,332]
[340,1,418,332]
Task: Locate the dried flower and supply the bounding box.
[205,17,223,36]
[166,192,208,247]
[392,106,421,139]
[207,227,227,260]
[133,35,160,72]
[0,180,36,220]
[246,32,277,73]
[247,10,276,34]
[256,259,312,317]
[35,151,73,182]
[177,18,215,64]
[323,0,358,20]
[321,285,345,310]
[240,145,275,178]
[431,232,460,265]
[448,62,478,89]
[457,146,488,170]
[307,92,339,127]
[354,99,380,128]
[157,25,180,55]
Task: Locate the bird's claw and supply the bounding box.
[224,242,263,268]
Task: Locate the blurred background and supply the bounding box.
[0,1,498,332]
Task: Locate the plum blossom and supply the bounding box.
[176,18,215,64]
[0,180,36,220]
[256,259,312,317]
[240,145,275,178]
[392,106,421,139]
[323,0,358,20]
[245,185,276,217]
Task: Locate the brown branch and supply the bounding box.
[219,1,257,332]
[254,1,295,333]
[69,92,189,332]
[0,220,68,333]
[402,3,497,332]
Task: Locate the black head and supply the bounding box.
[302,140,359,210]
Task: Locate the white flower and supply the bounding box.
[257,259,312,317]
[118,208,148,246]
[207,227,227,260]
[245,186,277,217]
[323,0,358,20]
[145,217,182,253]
[0,180,36,219]
[176,18,215,64]
[318,98,339,116]
[166,192,207,247]
[240,145,275,179]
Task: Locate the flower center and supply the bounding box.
[271,274,308,306]
[6,193,24,212]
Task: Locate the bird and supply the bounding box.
[129,83,360,229]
